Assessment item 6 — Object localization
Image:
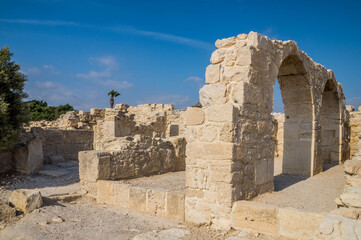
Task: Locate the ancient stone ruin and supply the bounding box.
[1,32,361,240]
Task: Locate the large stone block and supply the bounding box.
[215,37,236,49]
[205,64,221,84]
[339,186,361,208]
[207,104,236,123]
[14,138,44,175]
[146,189,166,217]
[186,142,235,160]
[79,151,111,182]
[231,201,279,234]
[199,82,227,107]
[9,189,43,214]
[165,191,185,221]
[185,107,204,126]
[344,159,361,175]
[129,187,147,213]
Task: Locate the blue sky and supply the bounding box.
[1,0,361,111]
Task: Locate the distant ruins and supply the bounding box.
[1,32,361,239]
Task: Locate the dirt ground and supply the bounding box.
[0,158,344,239]
[0,164,288,240]
[253,161,345,213]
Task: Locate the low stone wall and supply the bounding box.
[39,129,94,161]
[79,135,186,195]
[97,180,185,221]
[231,201,326,239]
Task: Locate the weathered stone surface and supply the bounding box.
[215,37,237,48]
[0,200,16,221]
[339,186,361,208]
[14,131,44,175]
[205,64,221,84]
[278,208,325,239]
[344,159,361,175]
[185,107,204,126]
[9,189,43,214]
[199,82,227,107]
[314,215,361,240]
[79,151,111,182]
[231,201,279,234]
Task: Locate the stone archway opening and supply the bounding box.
[276,54,313,176]
[320,79,341,166]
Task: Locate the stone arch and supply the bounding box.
[320,79,342,164]
[184,32,348,229]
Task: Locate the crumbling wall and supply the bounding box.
[26,109,105,130]
[79,135,185,196]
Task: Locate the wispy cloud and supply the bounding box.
[76,55,133,90]
[185,76,203,82]
[27,67,41,75]
[111,26,213,49]
[0,19,79,26]
[26,81,79,106]
[0,18,212,49]
[76,55,116,80]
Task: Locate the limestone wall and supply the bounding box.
[38,128,94,162]
[79,135,185,196]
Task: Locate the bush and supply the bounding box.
[0,46,29,150]
[25,100,74,121]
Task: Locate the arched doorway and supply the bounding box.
[277,55,313,176]
[320,79,341,165]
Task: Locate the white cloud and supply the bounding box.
[27,67,41,75]
[185,76,203,82]
[0,19,78,26]
[26,81,79,106]
[76,56,133,90]
[77,56,117,80]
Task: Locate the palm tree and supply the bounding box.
[107,90,121,108]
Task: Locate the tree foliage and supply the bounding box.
[0,46,28,150]
[107,89,121,108]
[25,100,74,121]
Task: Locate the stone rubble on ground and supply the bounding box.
[8,189,43,214]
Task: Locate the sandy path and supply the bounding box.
[253,164,345,213]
